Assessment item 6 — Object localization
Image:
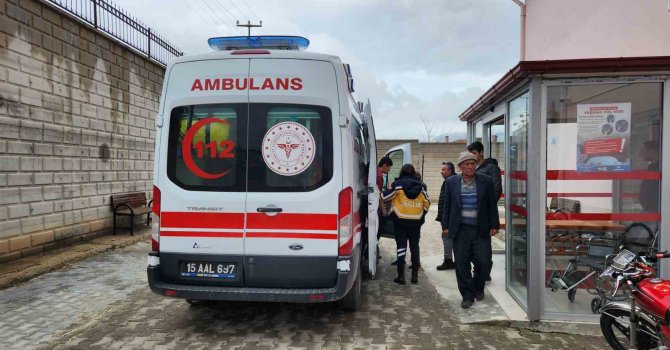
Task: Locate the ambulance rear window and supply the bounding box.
[247,104,333,192]
[166,104,246,191]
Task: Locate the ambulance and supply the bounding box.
[146,36,411,311]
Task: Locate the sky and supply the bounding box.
[114,0,521,141]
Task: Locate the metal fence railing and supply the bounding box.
[45,0,183,66]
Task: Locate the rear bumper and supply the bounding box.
[147,257,357,303]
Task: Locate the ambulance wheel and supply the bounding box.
[339,267,362,312]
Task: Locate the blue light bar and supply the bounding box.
[208,36,310,51]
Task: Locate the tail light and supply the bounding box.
[338,187,353,256]
[151,185,161,252]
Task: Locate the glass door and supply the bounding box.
[507,92,530,305]
[486,118,506,250]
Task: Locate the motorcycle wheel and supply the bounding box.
[600,308,659,350]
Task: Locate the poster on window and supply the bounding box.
[576,103,631,172]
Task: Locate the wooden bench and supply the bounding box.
[111,192,153,235]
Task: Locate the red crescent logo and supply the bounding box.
[181,117,231,179]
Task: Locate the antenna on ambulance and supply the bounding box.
[236,20,263,36]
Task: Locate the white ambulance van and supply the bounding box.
[147,36,410,311]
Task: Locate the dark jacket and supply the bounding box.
[476,158,502,200]
[440,174,500,240]
[435,174,456,222]
[381,176,430,227]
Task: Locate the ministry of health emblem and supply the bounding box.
[262,122,316,176]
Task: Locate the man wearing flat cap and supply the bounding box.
[441,151,500,309]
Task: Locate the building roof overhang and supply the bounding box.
[459,56,670,121]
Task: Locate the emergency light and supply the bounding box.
[208,36,310,51]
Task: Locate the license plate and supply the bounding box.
[180,262,237,279]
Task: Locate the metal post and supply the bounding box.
[147,28,151,59]
[93,0,98,28]
[526,77,545,321]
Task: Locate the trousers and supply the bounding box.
[453,224,490,301]
[394,222,421,267]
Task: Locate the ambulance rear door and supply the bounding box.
[157,58,249,287]
[362,100,378,278]
[244,58,342,288]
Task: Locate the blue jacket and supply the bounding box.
[440,174,500,240]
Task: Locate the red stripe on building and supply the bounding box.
[247,213,338,230]
[546,192,640,198]
[161,212,245,229]
[246,232,338,239]
[160,231,243,238]
[510,170,660,181]
[546,212,661,221]
[547,170,660,180]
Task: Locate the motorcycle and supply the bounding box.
[599,249,670,350]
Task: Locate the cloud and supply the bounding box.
[113,0,520,139]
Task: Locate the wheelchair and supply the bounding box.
[546,222,657,313]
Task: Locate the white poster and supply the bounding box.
[576,103,631,172]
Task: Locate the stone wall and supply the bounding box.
[0,0,164,262]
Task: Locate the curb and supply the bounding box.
[0,229,151,291]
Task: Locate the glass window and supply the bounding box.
[247,104,333,192]
[386,149,404,186]
[166,104,246,191]
[544,83,662,315]
[508,92,530,304]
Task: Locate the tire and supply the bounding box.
[600,308,659,350]
[567,288,576,303]
[338,267,362,312]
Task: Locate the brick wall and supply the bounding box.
[377,140,505,200]
[0,0,164,262]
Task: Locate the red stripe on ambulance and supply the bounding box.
[246,213,338,230]
[160,231,244,238]
[161,212,245,229]
[246,232,338,240]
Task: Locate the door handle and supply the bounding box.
[257,207,283,213]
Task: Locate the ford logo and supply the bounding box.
[289,243,304,251]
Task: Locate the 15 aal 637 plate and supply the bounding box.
[180,261,237,279]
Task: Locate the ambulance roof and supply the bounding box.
[167,49,343,66]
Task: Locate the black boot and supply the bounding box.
[411,266,419,284]
[436,258,455,271]
[394,264,406,285]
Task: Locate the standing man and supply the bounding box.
[467,141,502,281]
[436,162,456,271]
[442,152,500,309]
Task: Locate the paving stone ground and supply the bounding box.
[0,210,608,349]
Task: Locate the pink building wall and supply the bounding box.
[524,0,670,61]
